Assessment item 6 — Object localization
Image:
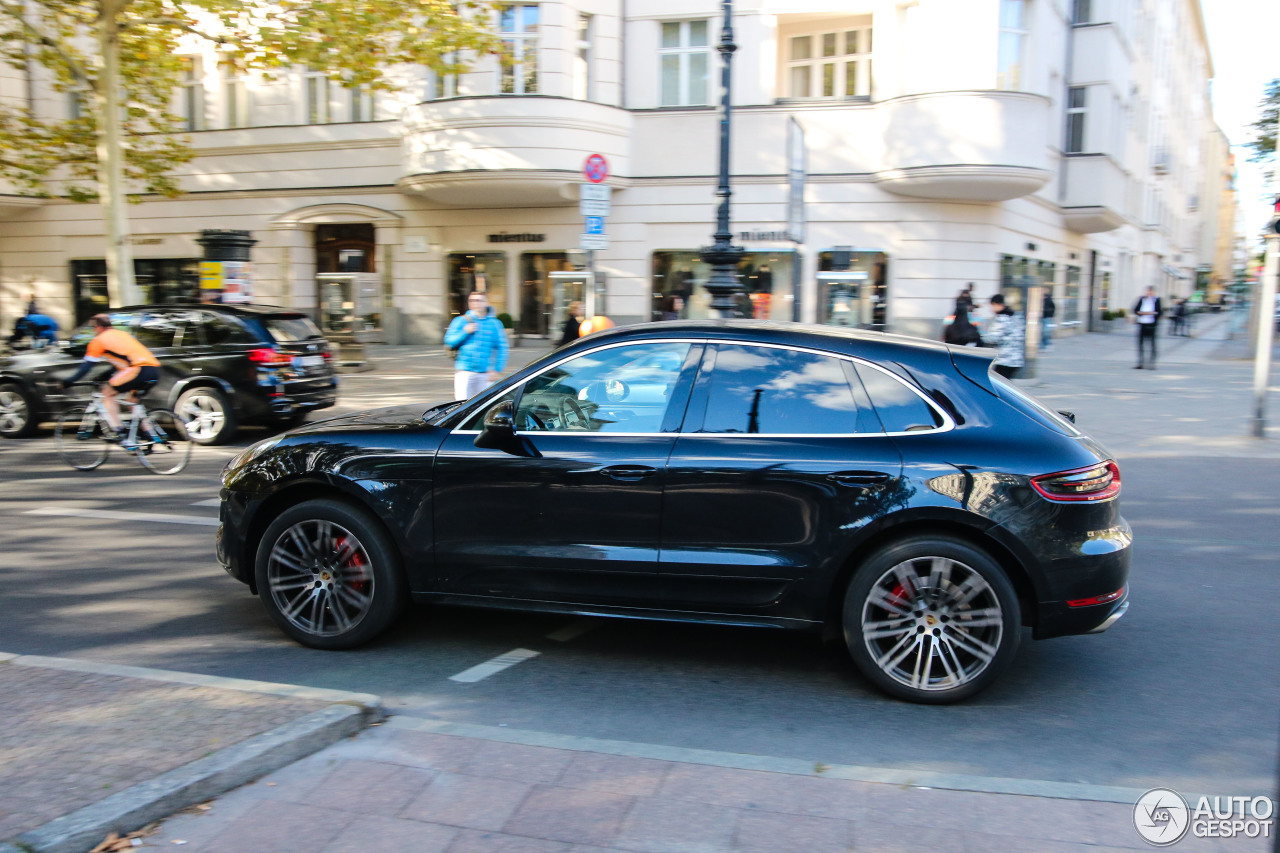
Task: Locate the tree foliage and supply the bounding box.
[1246,77,1278,184]
[0,0,501,202]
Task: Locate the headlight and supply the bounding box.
[225,436,284,473]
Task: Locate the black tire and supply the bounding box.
[174,386,237,445]
[0,382,39,438]
[54,406,111,470]
[843,536,1021,704]
[254,499,405,649]
[133,408,194,475]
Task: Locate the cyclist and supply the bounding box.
[62,314,160,445]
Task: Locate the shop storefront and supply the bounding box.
[447,246,584,338]
[816,250,888,330]
[999,255,1056,314]
[650,250,797,321]
[69,258,201,325]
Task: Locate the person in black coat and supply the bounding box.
[1133,287,1162,368]
[558,301,584,346]
[943,304,983,347]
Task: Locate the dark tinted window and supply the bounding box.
[264,315,324,343]
[853,363,945,433]
[133,311,183,349]
[700,345,871,434]
[196,311,253,346]
[68,312,133,349]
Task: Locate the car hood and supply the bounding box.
[290,404,433,434]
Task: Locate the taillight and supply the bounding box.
[1030,460,1120,502]
[1068,587,1126,607]
[248,347,290,366]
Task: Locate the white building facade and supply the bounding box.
[0,0,1224,343]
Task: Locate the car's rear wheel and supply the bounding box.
[843,536,1020,704]
[0,382,38,438]
[175,386,236,445]
[255,499,404,649]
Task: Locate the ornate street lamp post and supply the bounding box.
[700,0,745,318]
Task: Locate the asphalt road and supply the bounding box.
[0,346,1276,802]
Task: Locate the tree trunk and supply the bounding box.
[94,0,140,308]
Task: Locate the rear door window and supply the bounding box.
[696,344,879,435]
[264,315,324,343]
[194,311,254,346]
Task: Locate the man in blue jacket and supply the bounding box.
[444,291,509,400]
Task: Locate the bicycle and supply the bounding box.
[54,385,194,475]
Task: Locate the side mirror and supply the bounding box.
[474,400,540,457]
[1057,410,1077,424]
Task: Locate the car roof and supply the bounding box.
[115,303,310,317]
[575,319,952,358]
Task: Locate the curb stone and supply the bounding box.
[0,653,384,853]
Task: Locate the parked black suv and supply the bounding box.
[0,303,338,444]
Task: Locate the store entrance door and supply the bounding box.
[517,252,573,337]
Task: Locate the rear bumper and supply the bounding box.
[1034,584,1130,639]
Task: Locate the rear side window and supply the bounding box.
[134,311,184,349]
[195,311,254,346]
[264,316,324,343]
[854,363,945,433]
[698,344,878,435]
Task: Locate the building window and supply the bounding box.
[427,54,459,100]
[349,86,374,122]
[1066,86,1086,153]
[786,26,872,99]
[500,4,539,95]
[1072,0,1091,25]
[304,68,331,124]
[179,57,203,131]
[997,0,1027,90]
[659,20,710,107]
[222,64,249,128]
[68,86,88,120]
[573,13,593,101]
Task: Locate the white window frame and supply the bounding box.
[1065,86,1086,153]
[304,68,331,124]
[573,13,593,101]
[659,19,711,107]
[427,53,460,100]
[499,4,539,95]
[349,85,374,122]
[785,26,872,100]
[221,63,249,129]
[179,56,204,131]
[997,0,1027,90]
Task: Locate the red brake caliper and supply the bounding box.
[335,536,368,592]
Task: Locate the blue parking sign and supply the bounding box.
[584,216,605,235]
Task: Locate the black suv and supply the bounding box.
[0,303,338,444]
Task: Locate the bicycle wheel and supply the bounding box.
[55,406,111,470]
[134,408,194,475]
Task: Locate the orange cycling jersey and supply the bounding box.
[85,328,161,370]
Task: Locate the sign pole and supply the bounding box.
[1251,232,1278,438]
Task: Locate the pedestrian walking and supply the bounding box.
[444,291,509,400]
[1132,286,1162,368]
[25,292,38,315]
[986,294,1025,379]
[1041,291,1056,350]
[558,300,584,346]
[1170,298,1189,336]
[943,304,983,347]
[955,284,975,316]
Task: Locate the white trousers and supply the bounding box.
[454,370,492,401]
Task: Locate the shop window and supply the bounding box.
[817,251,887,330]
[651,251,795,321]
[448,252,509,324]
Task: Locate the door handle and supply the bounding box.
[600,465,658,482]
[827,471,893,487]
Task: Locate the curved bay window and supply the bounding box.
[651,251,796,321]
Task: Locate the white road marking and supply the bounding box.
[190,498,221,507]
[545,619,600,642]
[448,648,541,683]
[24,507,219,527]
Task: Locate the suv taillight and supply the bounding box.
[1030,460,1121,502]
[248,347,290,366]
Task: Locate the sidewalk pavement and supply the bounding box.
[3,312,1276,853]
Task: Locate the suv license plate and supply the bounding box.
[296,355,325,368]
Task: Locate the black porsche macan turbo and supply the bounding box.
[217,321,1130,704]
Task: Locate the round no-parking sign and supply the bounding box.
[584,153,609,183]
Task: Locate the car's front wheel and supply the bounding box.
[843,536,1021,704]
[254,499,405,649]
[0,382,38,438]
[175,386,236,445]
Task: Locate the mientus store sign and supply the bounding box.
[487,233,545,243]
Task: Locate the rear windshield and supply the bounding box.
[990,373,1081,436]
[263,316,324,343]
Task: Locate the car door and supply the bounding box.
[433,340,701,605]
[660,343,907,620]
[131,309,188,402]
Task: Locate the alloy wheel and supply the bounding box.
[0,387,31,436]
[266,519,376,639]
[176,390,226,443]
